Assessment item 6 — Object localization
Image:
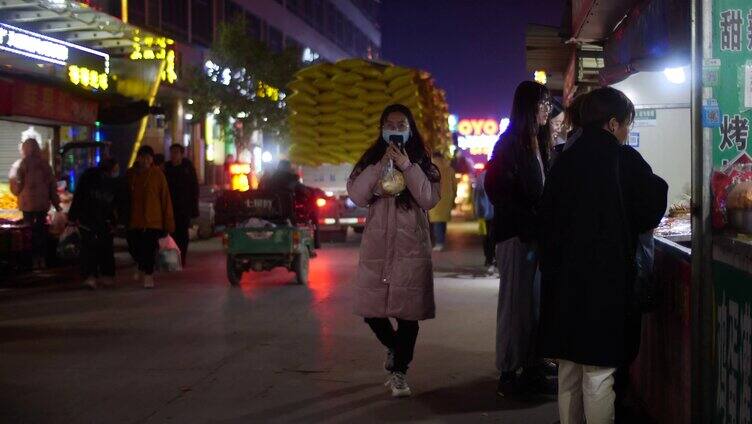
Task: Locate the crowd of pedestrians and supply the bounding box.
[30,143,198,290]
[348,83,668,424]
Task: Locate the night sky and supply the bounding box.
[380,0,565,120]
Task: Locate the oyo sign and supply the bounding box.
[457,119,500,137]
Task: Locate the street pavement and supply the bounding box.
[0,222,558,423]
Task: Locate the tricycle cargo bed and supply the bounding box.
[226,227,297,255]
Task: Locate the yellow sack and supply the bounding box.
[312,78,336,91]
[295,105,320,116]
[288,113,317,127]
[319,135,342,145]
[388,74,414,93]
[336,121,368,132]
[317,114,339,124]
[317,91,344,104]
[290,124,318,136]
[331,73,364,85]
[319,63,342,76]
[336,58,368,69]
[383,66,412,81]
[344,132,373,142]
[339,110,368,121]
[287,79,319,96]
[342,98,368,110]
[295,67,327,80]
[391,85,419,103]
[358,91,392,104]
[286,92,316,107]
[352,66,382,79]
[363,102,389,115]
[364,113,381,126]
[318,104,340,114]
[319,126,344,136]
[356,80,387,92]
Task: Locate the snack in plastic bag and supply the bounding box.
[157,235,182,272]
[56,226,80,260]
[49,210,67,236]
[380,159,406,195]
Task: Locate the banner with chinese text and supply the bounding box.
[712,0,752,168]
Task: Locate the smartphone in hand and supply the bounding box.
[388,134,405,151]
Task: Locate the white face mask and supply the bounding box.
[382,129,410,146]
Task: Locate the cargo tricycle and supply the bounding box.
[215,190,316,286]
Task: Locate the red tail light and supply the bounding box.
[316,198,327,208]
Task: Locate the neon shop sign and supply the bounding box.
[0,22,109,90]
[456,118,507,158]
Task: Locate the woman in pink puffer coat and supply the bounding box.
[11,138,61,268]
[347,104,441,398]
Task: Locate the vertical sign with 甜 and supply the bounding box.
[713,1,752,168]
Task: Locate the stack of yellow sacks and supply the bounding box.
[286,59,452,166]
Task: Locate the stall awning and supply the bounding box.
[571,0,641,42]
[0,0,149,57]
[601,0,691,84]
[525,24,571,94]
[0,78,97,125]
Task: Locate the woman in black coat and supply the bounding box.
[485,81,553,397]
[538,87,667,424]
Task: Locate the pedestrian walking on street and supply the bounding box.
[347,104,441,398]
[485,80,554,397]
[165,144,199,267]
[68,158,121,289]
[127,146,175,288]
[538,87,668,424]
[10,138,61,269]
[428,151,456,251]
[473,169,495,271]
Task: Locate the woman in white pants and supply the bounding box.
[538,88,668,423]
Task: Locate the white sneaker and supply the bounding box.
[432,244,445,252]
[143,275,154,289]
[83,277,97,290]
[385,372,412,398]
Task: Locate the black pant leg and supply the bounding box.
[364,317,396,350]
[141,229,160,275]
[126,230,139,264]
[98,233,115,277]
[171,220,190,266]
[24,211,47,261]
[484,219,496,265]
[393,319,419,374]
[79,229,97,279]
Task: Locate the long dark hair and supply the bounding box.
[350,104,440,209]
[497,80,551,170]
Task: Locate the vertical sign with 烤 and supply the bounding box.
[712,1,752,168]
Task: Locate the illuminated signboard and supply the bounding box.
[456,118,509,158]
[0,22,109,90]
[130,34,177,83]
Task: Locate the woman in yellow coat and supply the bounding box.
[428,151,456,251]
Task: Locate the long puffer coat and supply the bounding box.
[347,157,441,321]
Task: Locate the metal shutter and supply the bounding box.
[0,121,54,181]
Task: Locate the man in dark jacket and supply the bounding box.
[165,144,199,266]
[538,87,668,423]
[68,158,120,289]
